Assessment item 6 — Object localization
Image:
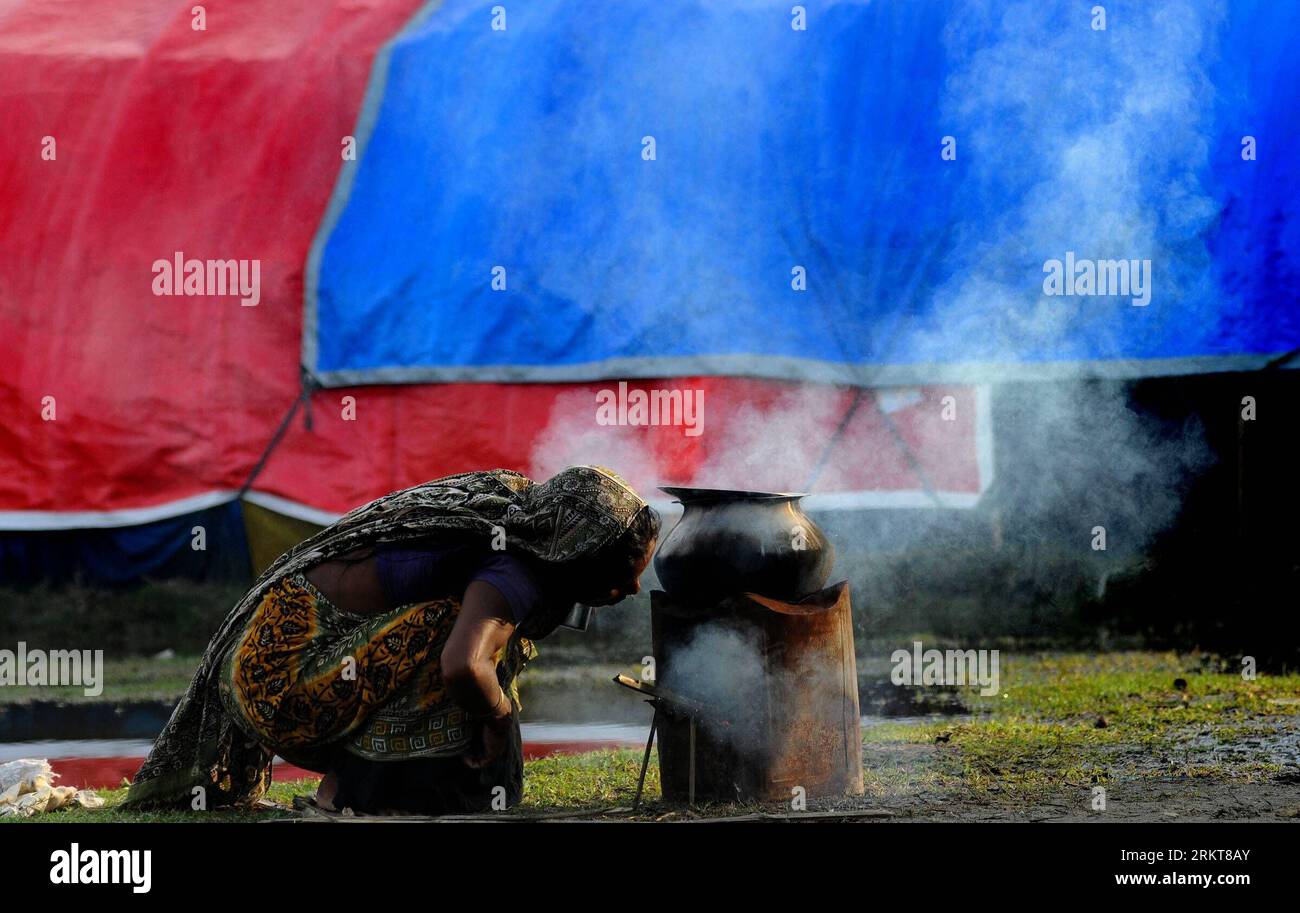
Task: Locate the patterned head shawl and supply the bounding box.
[270,465,646,569]
[124,466,649,808]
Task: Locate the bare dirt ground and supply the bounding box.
[863,769,1300,823]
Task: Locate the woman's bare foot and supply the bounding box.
[311,771,413,815]
[314,770,340,812]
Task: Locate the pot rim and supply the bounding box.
[659,486,807,503]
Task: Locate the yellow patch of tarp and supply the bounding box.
[240,500,324,576]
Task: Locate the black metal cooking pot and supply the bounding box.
[652,487,834,608]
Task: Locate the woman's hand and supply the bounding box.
[464,704,513,769]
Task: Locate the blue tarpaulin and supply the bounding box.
[0,502,250,585]
[305,0,1300,386]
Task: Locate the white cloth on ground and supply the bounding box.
[0,758,104,818]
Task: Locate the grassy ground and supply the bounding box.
[14,750,660,824]
[0,654,202,704]
[7,650,1299,822]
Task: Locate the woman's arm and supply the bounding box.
[443,581,518,768]
[442,580,516,718]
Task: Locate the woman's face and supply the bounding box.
[579,537,656,607]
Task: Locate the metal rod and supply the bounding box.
[613,674,712,716]
[632,706,659,812]
[688,715,696,807]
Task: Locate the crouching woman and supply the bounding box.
[123,466,658,815]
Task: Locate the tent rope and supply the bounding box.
[237,369,319,499]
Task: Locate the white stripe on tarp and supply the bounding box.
[240,490,346,526]
[308,351,1298,389]
[803,489,982,510]
[0,490,239,531]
